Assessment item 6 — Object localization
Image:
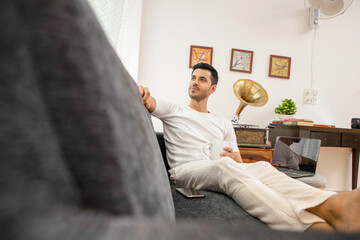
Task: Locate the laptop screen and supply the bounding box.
[272,136,321,172]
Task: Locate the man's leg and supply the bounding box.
[243,162,335,217]
[306,189,360,232]
[307,222,334,232]
[242,161,360,232]
[171,159,310,231]
[173,159,360,232]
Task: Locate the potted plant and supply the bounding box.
[274,98,297,120]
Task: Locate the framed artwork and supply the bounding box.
[230,48,253,73]
[268,55,291,79]
[189,45,213,68]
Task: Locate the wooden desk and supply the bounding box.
[239,147,274,164]
[268,125,360,189]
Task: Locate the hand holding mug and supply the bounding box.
[220,146,235,158]
[203,140,230,161]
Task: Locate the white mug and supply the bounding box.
[203,140,230,160]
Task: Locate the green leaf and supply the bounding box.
[274,98,297,115]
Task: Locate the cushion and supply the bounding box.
[0,0,174,220]
[298,175,327,189]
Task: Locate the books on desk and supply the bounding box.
[269,122,283,126]
[270,118,314,126]
[283,119,314,126]
[313,124,336,128]
[283,118,313,122]
[270,119,336,128]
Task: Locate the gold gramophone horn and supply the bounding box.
[233,79,268,117]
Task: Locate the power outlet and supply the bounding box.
[303,88,318,105]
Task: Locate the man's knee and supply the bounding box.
[253,161,276,171]
[255,161,271,166]
[212,157,238,170]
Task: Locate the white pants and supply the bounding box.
[169,158,335,231]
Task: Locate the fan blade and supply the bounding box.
[320,0,344,16]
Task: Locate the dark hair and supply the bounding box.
[192,63,218,85]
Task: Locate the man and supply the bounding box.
[138,62,360,232]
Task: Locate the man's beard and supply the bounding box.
[188,86,209,101]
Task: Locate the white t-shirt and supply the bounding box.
[152,100,239,169]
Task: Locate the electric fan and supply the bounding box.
[305,0,354,28]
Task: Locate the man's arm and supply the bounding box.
[138,85,156,113]
[221,121,243,163]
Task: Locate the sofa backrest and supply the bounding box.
[0,0,174,221]
[156,132,171,173]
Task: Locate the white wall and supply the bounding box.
[138,0,360,191]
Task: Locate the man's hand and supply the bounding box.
[138,85,156,112]
[220,147,243,163]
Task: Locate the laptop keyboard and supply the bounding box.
[273,165,315,178]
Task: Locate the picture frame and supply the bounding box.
[268,55,291,79]
[230,48,253,73]
[189,45,213,68]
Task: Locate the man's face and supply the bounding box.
[188,68,216,101]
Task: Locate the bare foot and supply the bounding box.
[325,189,360,232]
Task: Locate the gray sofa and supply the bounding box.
[1,0,359,239]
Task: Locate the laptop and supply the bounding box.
[272,136,321,178]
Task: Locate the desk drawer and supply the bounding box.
[239,148,273,164]
[310,132,341,147]
[342,133,360,148]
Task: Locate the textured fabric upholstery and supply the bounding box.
[0,0,174,223]
[156,132,171,174]
[172,188,267,226]
[105,219,357,240]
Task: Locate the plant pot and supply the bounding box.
[277,114,293,121]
